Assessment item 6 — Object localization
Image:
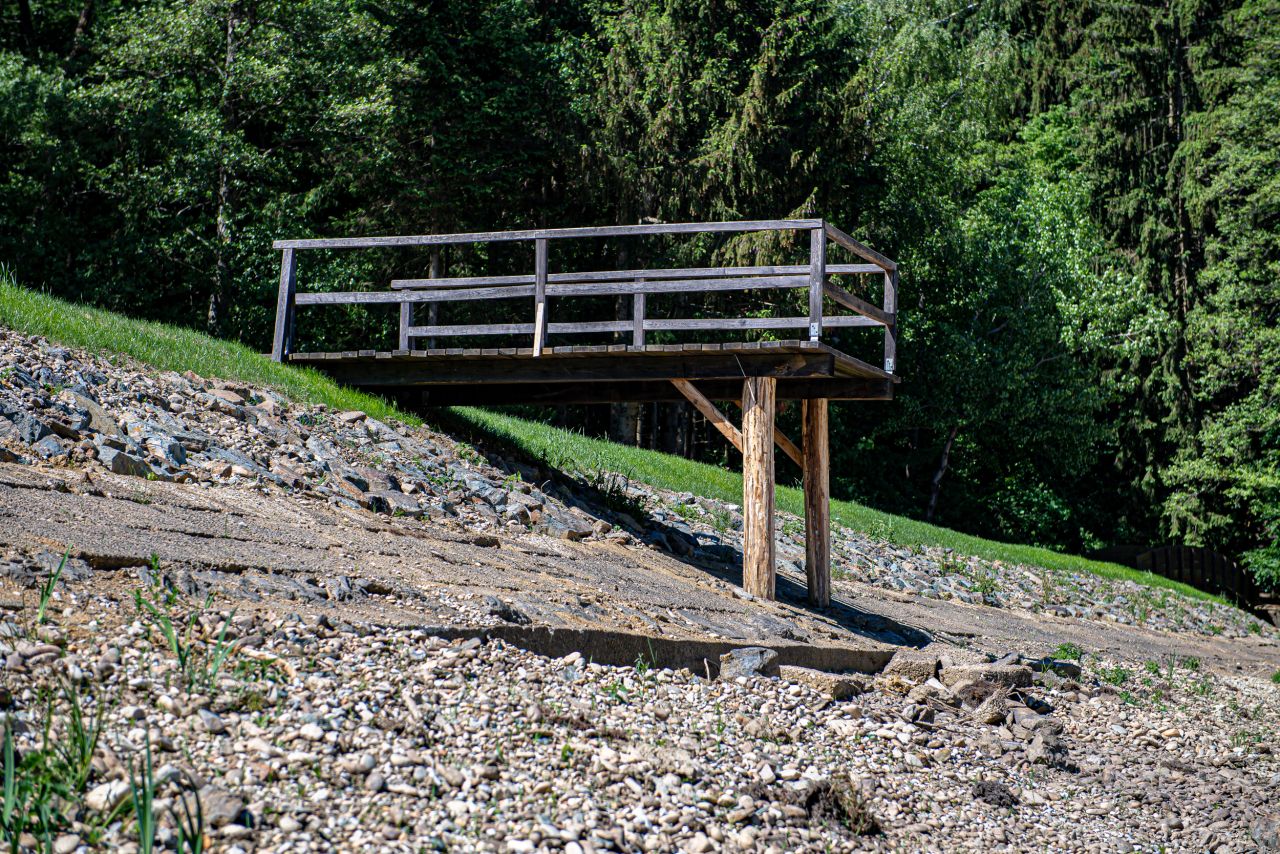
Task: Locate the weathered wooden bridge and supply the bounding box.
[270,219,899,608]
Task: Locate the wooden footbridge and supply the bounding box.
[270,219,899,608]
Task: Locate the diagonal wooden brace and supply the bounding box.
[668,380,801,467]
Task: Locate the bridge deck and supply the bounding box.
[289,340,895,405]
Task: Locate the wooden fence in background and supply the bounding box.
[1092,544,1279,624]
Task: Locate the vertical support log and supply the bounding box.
[533,238,548,356]
[883,269,898,373]
[803,398,831,607]
[632,289,646,348]
[271,248,296,362]
[742,376,777,600]
[808,226,826,342]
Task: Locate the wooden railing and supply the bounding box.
[270,219,898,369]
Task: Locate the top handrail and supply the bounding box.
[269,218,900,366]
[273,218,824,252]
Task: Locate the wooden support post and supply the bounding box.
[742,376,776,600]
[633,289,646,347]
[802,398,831,607]
[533,238,548,356]
[808,226,825,342]
[271,248,297,362]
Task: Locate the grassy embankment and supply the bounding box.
[0,271,1221,604]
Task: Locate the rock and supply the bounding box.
[881,650,939,683]
[1028,658,1084,679]
[371,490,422,517]
[53,834,81,854]
[66,390,120,436]
[778,665,867,700]
[97,446,152,478]
[0,405,49,445]
[197,708,227,734]
[951,678,1003,708]
[484,596,530,625]
[208,388,246,406]
[972,780,1018,807]
[718,647,780,680]
[299,722,325,742]
[32,434,66,458]
[1025,732,1070,768]
[336,410,367,424]
[973,692,1009,725]
[195,785,246,828]
[365,772,386,793]
[939,664,1033,689]
[85,779,131,812]
[1251,814,1280,852]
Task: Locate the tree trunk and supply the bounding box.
[15,0,34,47]
[925,425,959,522]
[66,0,93,58]
[208,1,242,335]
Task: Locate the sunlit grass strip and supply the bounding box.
[0,270,414,426]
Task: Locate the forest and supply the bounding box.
[1,0,1276,589]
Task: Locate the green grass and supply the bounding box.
[0,271,413,426]
[0,272,1226,605]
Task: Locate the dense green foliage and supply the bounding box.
[0,268,1220,603]
[1,0,1276,586]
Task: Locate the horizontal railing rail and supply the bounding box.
[270,219,898,369]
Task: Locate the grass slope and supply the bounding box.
[0,272,1220,604]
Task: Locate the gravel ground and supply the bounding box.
[2,595,1279,853]
[2,329,1280,853]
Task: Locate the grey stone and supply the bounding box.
[97,446,152,478]
[484,596,530,625]
[66,390,120,436]
[32,434,65,458]
[0,407,49,444]
[1251,814,1280,852]
[882,650,939,683]
[779,665,866,700]
[940,663,1034,689]
[194,785,247,828]
[718,647,780,680]
[197,707,227,734]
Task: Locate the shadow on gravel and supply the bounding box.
[437,408,933,651]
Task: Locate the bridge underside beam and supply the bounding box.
[384,378,892,407]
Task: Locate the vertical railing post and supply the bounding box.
[425,247,442,350]
[808,225,825,342]
[883,268,898,373]
[632,286,646,348]
[398,300,413,351]
[533,238,548,356]
[271,248,297,362]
